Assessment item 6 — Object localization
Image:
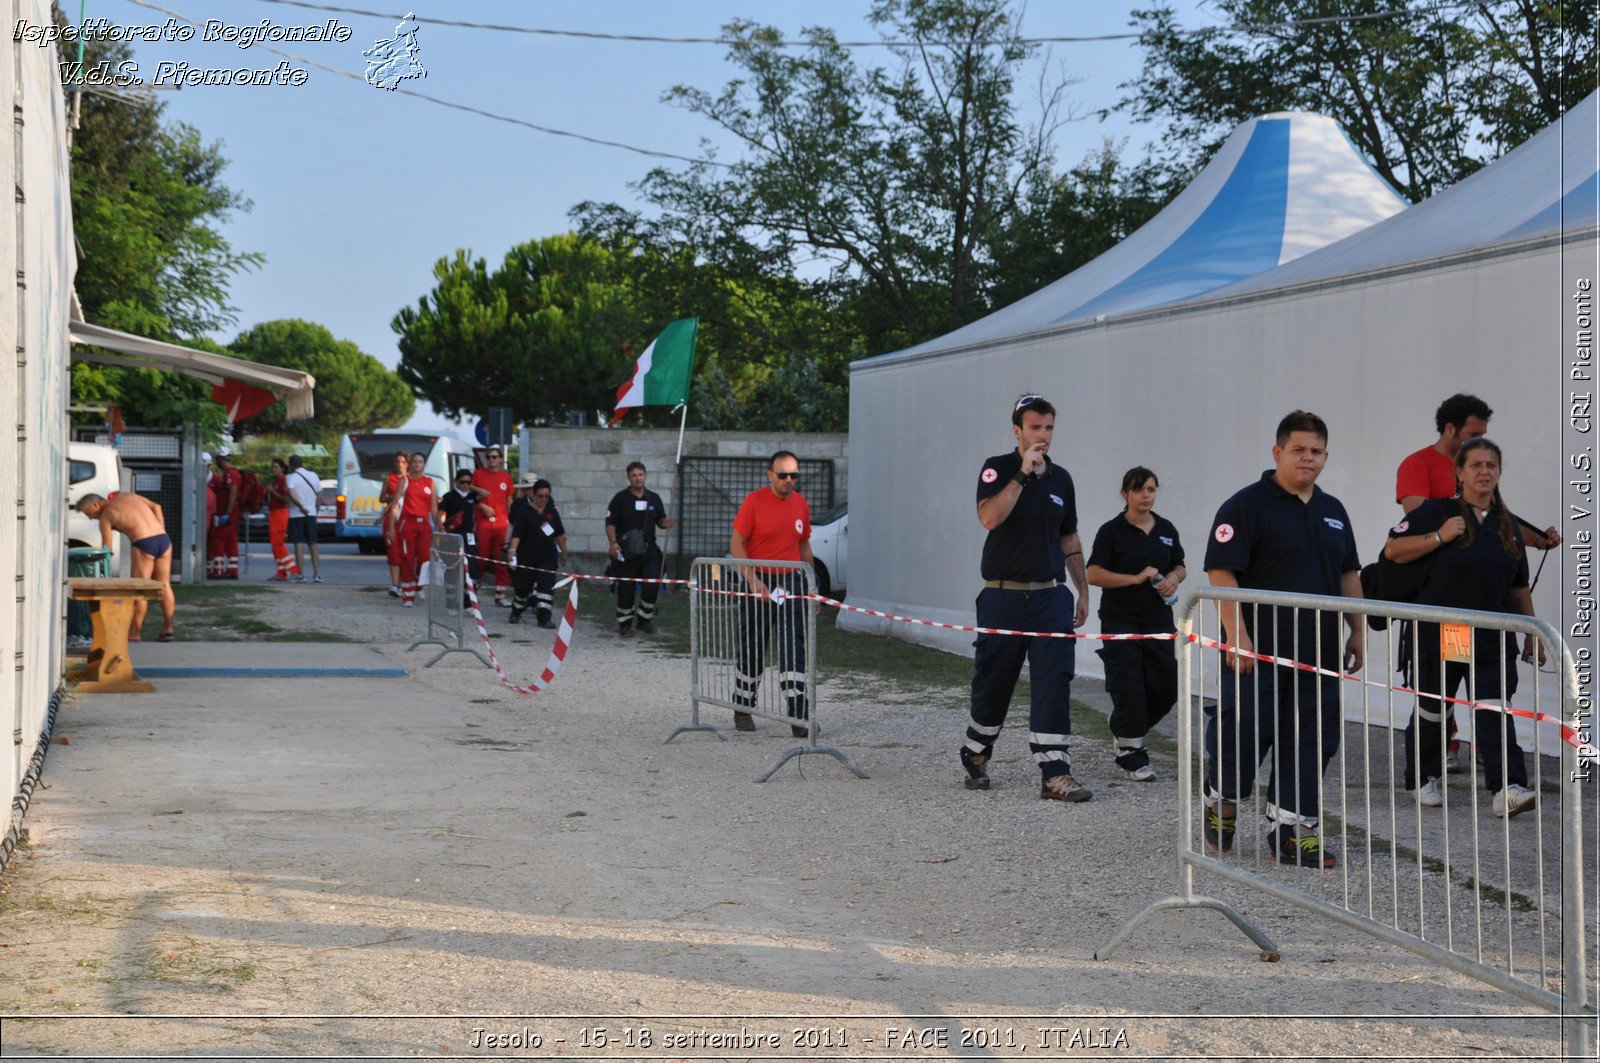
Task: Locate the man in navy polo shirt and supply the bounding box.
[1204,410,1364,868]
[959,393,1093,803]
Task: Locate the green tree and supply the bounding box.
[394,235,646,425]
[636,0,1074,354]
[1121,0,1597,201]
[573,204,852,430]
[228,319,414,444]
[64,32,261,431]
[986,140,1180,312]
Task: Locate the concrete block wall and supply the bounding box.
[520,428,848,563]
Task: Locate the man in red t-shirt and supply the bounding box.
[397,450,440,606]
[471,445,515,605]
[206,449,243,580]
[729,450,814,735]
[1395,393,1560,773]
[1395,394,1493,514]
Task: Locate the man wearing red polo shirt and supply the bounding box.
[472,445,515,606]
[729,450,813,735]
[397,450,440,606]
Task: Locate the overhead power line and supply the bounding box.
[245,0,1481,47]
[121,0,727,167]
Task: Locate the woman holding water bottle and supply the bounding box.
[1086,467,1186,781]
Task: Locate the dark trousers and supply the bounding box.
[735,572,808,720]
[1204,662,1341,829]
[966,585,1077,779]
[1404,637,1525,792]
[511,561,557,623]
[615,547,662,627]
[1097,633,1177,771]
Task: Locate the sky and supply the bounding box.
[82,0,1221,435]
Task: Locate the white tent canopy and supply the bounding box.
[869,110,1407,365]
[68,319,317,422]
[843,100,1594,758]
[1207,91,1599,300]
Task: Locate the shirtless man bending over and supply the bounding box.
[74,492,176,642]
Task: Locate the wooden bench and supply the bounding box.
[64,577,165,693]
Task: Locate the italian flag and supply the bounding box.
[613,317,698,417]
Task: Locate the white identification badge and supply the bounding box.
[635,499,648,510]
[465,533,476,546]
[540,522,555,537]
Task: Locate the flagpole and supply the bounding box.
[662,402,688,579]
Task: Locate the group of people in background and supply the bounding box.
[368,445,677,635]
[960,391,1558,872]
[201,447,322,583]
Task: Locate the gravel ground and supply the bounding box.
[0,581,1582,1060]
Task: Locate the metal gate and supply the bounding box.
[1096,586,1596,1058]
[673,456,836,578]
[670,556,868,783]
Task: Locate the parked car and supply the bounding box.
[65,441,124,565]
[317,478,340,541]
[809,503,847,597]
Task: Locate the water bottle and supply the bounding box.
[1150,572,1179,607]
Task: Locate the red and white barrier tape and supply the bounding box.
[810,593,1174,641]
[1189,634,1595,756]
[461,569,578,696]
[449,548,1593,753]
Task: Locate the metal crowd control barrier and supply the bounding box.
[407,532,490,669]
[669,556,868,783]
[1097,586,1596,1057]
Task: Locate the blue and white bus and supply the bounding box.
[336,431,480,553]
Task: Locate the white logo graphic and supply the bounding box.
[1214,523,1235,543]
[1159,536,1174,546]
[981,467,998,484]
[794,519,805,534]
[1324,517,1345,530]
[364,11,426,90]
[769,587,789,604]
[1393,520,1409,534]
[1049,493,1064,507]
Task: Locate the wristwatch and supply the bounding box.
[1012,471,1029,487]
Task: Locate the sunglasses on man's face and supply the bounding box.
[456,480,472,487]
[773,471,800,481]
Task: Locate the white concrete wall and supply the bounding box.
[4,0,75,831]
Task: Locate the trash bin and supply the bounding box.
[66,547,112,645]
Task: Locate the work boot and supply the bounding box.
[1040,773,1091,803]
[959,747,991,791]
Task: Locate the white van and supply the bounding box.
[335,432,480,554]
[65,441,125,564]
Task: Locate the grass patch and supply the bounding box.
[172,584,270,604]
[453,736,536,751]
[140,938,258,994]
[1324,816,1541,913]
[151,582,349,642]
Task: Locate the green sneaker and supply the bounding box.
[1203,801,1236,853]
[1272,825,1336,869]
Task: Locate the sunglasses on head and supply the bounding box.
[1014,393,1044,412]
[773,471,800,480]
